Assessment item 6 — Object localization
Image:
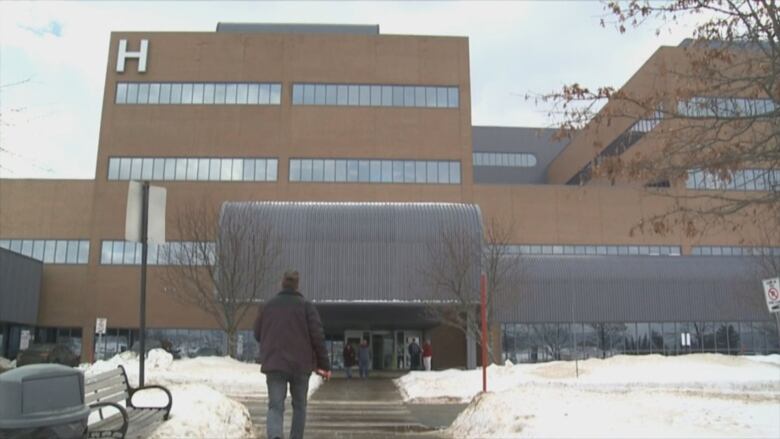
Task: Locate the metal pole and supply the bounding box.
[480,273,488,393]
[775,313,780,350]
[139,182,149,386]
[571,284,579,378]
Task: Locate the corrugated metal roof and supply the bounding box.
[221,202,483,302]
[496,255,773,323]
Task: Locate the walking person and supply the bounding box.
[358,339,370,379]
[343,342,356,379]
[408,338,422,370]
[254,270,331,439]
[422,339,433,371]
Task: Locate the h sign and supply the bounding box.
[117,39,148,73]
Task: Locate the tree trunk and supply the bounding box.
[226,329,238,358]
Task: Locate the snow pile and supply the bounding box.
[81,349,323,398]
[141,384,254,439]
[397,354,780,403]
[0,357,15,370]
[449,384,780,439]
[395,354,780,438]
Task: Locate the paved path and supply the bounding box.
[238,376,462,438]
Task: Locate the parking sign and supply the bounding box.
[96,318,107,335]
[762,277,780,313]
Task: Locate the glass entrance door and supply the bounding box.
[396,330,422,370]
[371,331,393,370]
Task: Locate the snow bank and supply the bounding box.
[141,384,254,439]
[396,354,780,403]
[394,354,780,439]
[0,357,15,370]
[449,385,780,439]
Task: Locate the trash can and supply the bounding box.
[0,364,89,439]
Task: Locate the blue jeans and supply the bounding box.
[359,362,369,378]
[265,372,310,439]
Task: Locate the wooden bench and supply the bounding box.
[84,365,172,439]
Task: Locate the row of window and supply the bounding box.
[289,159,461,184]
[100,240,212,266]
[501,321,779,363]
[692,246,780,256]
[116,82,282,105]
[292,83,459,108]
[92,328,257,362]
[628,108,663,133]
[678,97,777,118]
[472,152,537,168]
[503,244,682,256]
[0,239,90,264]
[686,168,779,191]
[107,157,279,182]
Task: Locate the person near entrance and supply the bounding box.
[358,339,370,379]
[408,338,422,370]
[253,270,332,439]
[422,339,433,371]
[343,342,356,379]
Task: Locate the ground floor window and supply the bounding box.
[0,324,82,361]
[501,321,780,363]
[94,328,259,362]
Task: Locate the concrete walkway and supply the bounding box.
[239,374,466,439]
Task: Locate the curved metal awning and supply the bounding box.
[221,202,483,303]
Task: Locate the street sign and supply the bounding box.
[19,330,31,350]
[96,318,107,335]
[762,277,780,313]
[125,181,167,244]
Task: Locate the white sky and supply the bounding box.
[0,1,702,179]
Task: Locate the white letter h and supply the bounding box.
[117,39,148,73]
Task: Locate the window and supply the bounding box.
[292,83,460,109]
[473,152,537,168]
[116,82,281,105]
[107,157,277,182]
[100,240,209,265]
[505,244,682,256]
[288,158,462,185]
[687,168,778,192]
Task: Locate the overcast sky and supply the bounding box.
[0,1,702,179]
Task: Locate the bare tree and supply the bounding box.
[589,322,629,359]
[421,218,522,363]
[535,0,779,237]
[530,324,571,361]
[158,201,280,358]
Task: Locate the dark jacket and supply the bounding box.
[343,344,356,367]
[254,289,330,375]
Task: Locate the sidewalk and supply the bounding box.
[240,374,466,438]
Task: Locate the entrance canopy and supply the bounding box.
[221,202,483,302]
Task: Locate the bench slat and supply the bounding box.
[88,390,129,407]
[86,383,129,405]
[125,410,166,439]
[85,365,170,439]
[86,374,126,394]
[85,368,125,386]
